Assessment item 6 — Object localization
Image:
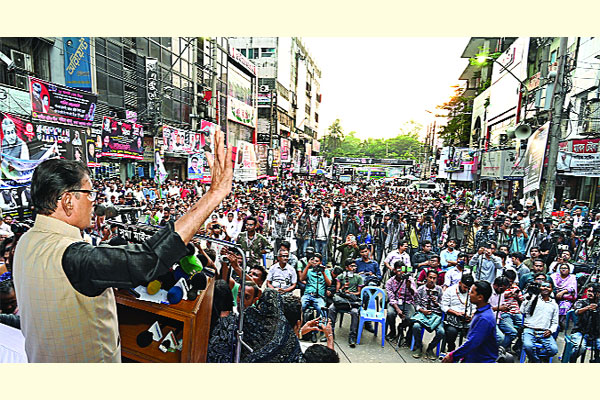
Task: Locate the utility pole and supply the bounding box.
[542,37,569,218]
[210,38,218,124]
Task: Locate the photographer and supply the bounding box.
[468,242,503,283]
[509,224,528,254]
[235,215,272,268]
[336,234,360,268]
[272,206,289,258]
[569,283,600,362]
[355,244,381,286]
[412,240,436,273]
[497,269,524,352]
[328,259,364,348]
[411,269,444,359]
[441,273,475,353]
[385,261,417,343]
[520,278,559,363]
[299,253,332,320]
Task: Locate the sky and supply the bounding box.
[301,37,471,141]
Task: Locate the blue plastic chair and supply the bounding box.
[561,309,595,362]
[520,328,558,363]
[410,312,445,357]
[357,286,386,347]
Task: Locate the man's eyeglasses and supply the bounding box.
[59,189,99,201]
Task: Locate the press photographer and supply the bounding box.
[328,259,364,348]
[520,278,559,363]
[385,261,417,343]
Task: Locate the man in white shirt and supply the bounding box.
[224,211,242,241]
[520,278,559,362]
[441,273,475,352]
[0,215,14,239]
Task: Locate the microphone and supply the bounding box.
[167,286,184,304]
[186,272,207,301]
[136,330,153,348]
[145,271,177,295]
[94,204,143,218]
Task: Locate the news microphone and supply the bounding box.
[136,330,153,348]
[94,204,143,218]
[146,271,176,295]
[167,286,184,304]
[186,272,207,301]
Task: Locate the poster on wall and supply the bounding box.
[187,152,206,181]
[280,138,289,162]
[29,77,97,127]
[100,116,144,160]
[0,112,87,217]
[234,140,258,181]
[86,128,100,168]
[523,122,550,194]
[228,96,256,128]
[63,37,92,91]
[146,58,159,117]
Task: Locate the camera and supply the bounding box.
[525,282,541,298]
[220,255,230,264]
[481,218,491,227]
[576,223,593,237]
[312,265,325,273]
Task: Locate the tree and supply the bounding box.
[436,86,473,147]
[319,120,425,162]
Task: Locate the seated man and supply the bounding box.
[411,269,444,360]
[328,259,364,348]
[295,246,316,296]
[497,269,524,352]
[417,255,443,286]
[411,240,436,274]
[355,244,381,286]
[266,249,297,295]
[489,275,511,347]
[520,278,559,363]
[383,240,412,275]
[299,253,332,321]
[441,273,475,353]
[569,283,600,363]
[385,260,417,344]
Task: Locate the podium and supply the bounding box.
[115,279,214,363]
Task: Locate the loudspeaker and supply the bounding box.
[514,124,532,140]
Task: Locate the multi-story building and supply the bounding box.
[228,37,322,176]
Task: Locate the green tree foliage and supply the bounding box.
[436,86,473,147]
[319,120,425,162]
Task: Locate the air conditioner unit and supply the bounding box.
[12,74,28,90]
[10,50,33,72]
[259,85,270,93]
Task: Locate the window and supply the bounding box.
[240,49,247,56]
[261,48,275,57]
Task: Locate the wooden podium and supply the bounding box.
[115,279,214,363]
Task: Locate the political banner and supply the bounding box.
[162,125,206,155]
[280,138,289,162]
[523,122,550,194]
[100,116,144,160]
[199,119,216,154]
[29,77,97,127]
[63,37,92,91]
[187,152,206,181]
[1,112,87,217]
[146,58,159,117]
[234,140,258,181]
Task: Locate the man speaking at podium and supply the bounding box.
[13,131,232,363]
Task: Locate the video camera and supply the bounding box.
[576,222,594,237]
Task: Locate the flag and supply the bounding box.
[154,151,167,185]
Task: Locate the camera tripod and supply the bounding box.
[327,207,343,268]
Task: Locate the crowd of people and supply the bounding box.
[2,164,600,363]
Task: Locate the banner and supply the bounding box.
[29,77,97,127]
[146,58,159,117]
[63,37,92,91]
[154,150,168,185]
[523,122,550,194]
[280,138,289,162]
[187,152,206,181]
[142,137,155,163]
[162,125,208,156]
[234,140,257,181]
[557,138,600,177]
[0,84,32,115]
[228,96,256,128]
[0,112,87,216]
[100,116,144,160]
[86,128,100,168]
[199,120,216,154]
[255,144,268,177]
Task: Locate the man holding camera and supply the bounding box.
[520,278,559,362]
[385,261,417,343]
[299,253,332,320]
[469,242,503,283]
[441,273,475,353]
[569,283,600,362]
[355,244,381,286]
[328,259,364,348]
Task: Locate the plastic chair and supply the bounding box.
[561,309,596,362]
[357,286,386,347]
[520,329,558,363]
[410,312,445,357]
